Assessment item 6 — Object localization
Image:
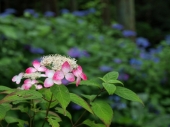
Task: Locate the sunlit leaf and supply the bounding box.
[70,93,93,114]
[50,85,70,113]
[0,103,11,120]
[103,71,119,81]
[91,101,113,127]
[115,86,144,105]
[79,80,101,88]
[55,107,72,120]
[102,83,116,95]
[47,116,61,127]
[81,94,97,101]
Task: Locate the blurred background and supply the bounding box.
[0,0,170,127]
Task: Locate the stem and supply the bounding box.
[42,94,53,127]
[73,88,105,127]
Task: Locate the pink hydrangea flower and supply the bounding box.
[73,66,87,86]
[12,73,24,84]
[25,60,46,73]
[53,61,75,83]
[44,69,62,88]
[22,79,38,90]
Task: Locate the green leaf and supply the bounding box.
[0,90,42,104]
[50,85,70,113]
[115,86,143,105]
[47,116,61,127]
[40,110,61,119]
[5,116,28,127]
[0,103,11,120]
[81,94,97,101]
[79,80,101,88]
[107,80,124,86]
[0,86,12,91]
[83,119,105,127]
[103,71,119,81]
[12,105,28,113]
[102,83,116,95]
[55,107,72,120]
[70,93,93,114]
[91,101,113,127]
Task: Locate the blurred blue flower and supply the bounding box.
[87,34,94,40]
[5,8,16,14]
[136,37,150,48]
[44,11,55,17]
[99,65,113,72]
[165,34,170,44]
[113,58,122,64]
[87,8,96,14]
[118,73,129,81]
[24,9,35,15]
[112,23,124,30]
[72,103,82,110]
[24,123,28,127]
[122,30,136,37]
[72,10,87,17]
[109,95,120,102]
[130,58,142,66]
[62,79,70,85]
[112,102,127,110]
[0,8,16,17]
[30,47,44,54]
[60,8,70,14]
[68,47,89,58]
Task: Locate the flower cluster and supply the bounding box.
[12,54,87,90]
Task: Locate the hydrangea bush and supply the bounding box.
[0,54,143,127]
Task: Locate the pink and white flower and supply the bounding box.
[73,66,87,86]
[22,79,38,90]
[53,61,75,83]
[25,60,46,74]
[44,69,62,88]
[12,73,24,84]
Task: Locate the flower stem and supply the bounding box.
[42,94,53,127]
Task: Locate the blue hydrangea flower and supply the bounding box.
[99,65,113,72]
[61,78,70,85]
[72,10,87,17]
[44,11,55,17]
[87,8,96,14]
[165,34,170,44]
[24,9,35,15]
[0,8,16,17]
[118,73,129,81]
[136,37,150,48]
[68,47,89,58]
[122,30,136,37]
[30,47,44,54]
[113,58,122,64]
[72,103,82,110]
[60,9,69,14]
[109,95,120,102]
[112,23,124,30]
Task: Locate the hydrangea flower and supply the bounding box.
[73,66,87,86]
[112,23,124,30]
[25,60,46,73]
[122,30,136,37]
[22,79,38,90]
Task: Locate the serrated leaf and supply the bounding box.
[107,80,124,86]
[0,103,11,120]
[41,110,61,120]
[83,119,105,127]
[91,101,113,127]
[70,93,93,114]
[115,86,143,105]
[47,116,61,127]
[12,105,28,113]
[102,83,116,95]
[103,71,119,81]
[50,85,70,113]
[79,80,101,88]
[0,90,42,104]
[5,116,28,127]
[55,107,72,120]
[81,94,96,101]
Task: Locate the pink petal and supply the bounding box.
[53,80,62,85]
[18,73,24,77]
[32,60,40,69]
[53,71,64,81]
[31,80,38,84]
[44,78,54,88]
[35,85,43,89]
[37,66,47,72]
[24,79,32,84]
[45,69,55,78]
[62,61,71,73]
[80,73,87,80]
[75,77,81,87]
[25,67,37,73]
[73,66,82,77]
[65,73,75,82]
[12,76,17,82]
[23,83,32,90]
